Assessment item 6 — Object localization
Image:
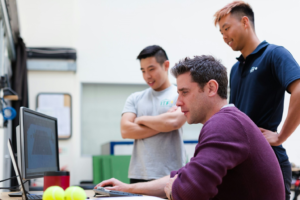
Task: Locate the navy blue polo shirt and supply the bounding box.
[230,41,300,163]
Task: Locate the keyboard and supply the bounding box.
[27,194,43,200]
[94,187,142,197]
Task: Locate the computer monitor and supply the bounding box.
[16,107,60,181]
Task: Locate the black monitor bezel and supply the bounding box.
[19,107,60,179]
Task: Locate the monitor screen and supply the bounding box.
[19,107,59,179]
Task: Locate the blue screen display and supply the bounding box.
[23,111,58,178]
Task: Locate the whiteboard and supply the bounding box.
[36,93,72,139]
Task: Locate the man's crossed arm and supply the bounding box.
[121,106,186,139]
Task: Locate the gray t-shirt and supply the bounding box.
[122,84,186,180]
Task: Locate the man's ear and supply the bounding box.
[241,16,250,29]
[163,60,170,71]
[207,80,219,97]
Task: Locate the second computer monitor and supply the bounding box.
[17,107,60,180]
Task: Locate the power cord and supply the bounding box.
[0,176,29,190]
[0,175,19,183]
[0,185,20,190]
[0,180,30,190]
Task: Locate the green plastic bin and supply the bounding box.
[93,155,131,184]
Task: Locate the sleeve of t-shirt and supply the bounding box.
[121,93,137,115]
[271,46,300,92]
[170,118,250,200]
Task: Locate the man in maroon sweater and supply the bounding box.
[95,55,284,200]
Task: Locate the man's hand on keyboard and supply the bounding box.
[95,178,130,193]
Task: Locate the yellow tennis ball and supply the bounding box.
[43,186,65,200]
[65,186,86,200]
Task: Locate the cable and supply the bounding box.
[2,106,16,120]
[0,175,19,183]
[0,98,16,120]
[22,180,29,186]
[0,180,29,190]
[0,180,29,191]
[0,185,20,190]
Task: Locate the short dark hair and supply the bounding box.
[171,55,228,99]
[137,45,168,65]
[214,1,255,29]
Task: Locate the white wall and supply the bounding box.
[17,0,300,185]
[26,71,85,185]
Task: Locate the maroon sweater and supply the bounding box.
[171,107,284,200]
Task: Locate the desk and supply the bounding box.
[0,190,97,200]
[0,191,163,200]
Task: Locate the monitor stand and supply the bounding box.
[8,182,43,197]
[8,192,22,197]
[9,190,44,197]
[8,181,29,197]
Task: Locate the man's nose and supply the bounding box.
[176,97,183,107]
[223,33,227,41]
[146,72,151,78]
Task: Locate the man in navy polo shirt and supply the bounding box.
[214,1,300,200]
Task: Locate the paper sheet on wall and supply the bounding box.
[37,107,70,136]
[37,94,71,138]
[38,94,64,108]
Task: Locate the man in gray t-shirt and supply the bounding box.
[121,45,186,183]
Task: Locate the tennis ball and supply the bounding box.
[65,186,86,200]
[43,186,65,200]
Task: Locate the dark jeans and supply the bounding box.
[130,179,153,184]
[280,159,292,200]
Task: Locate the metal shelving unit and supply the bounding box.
[0,0,18,190]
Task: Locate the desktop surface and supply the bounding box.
[1,190,94,200]
[1,190,164,199]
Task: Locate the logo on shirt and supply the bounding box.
[160,99,174,107]
[250,66,258,73]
